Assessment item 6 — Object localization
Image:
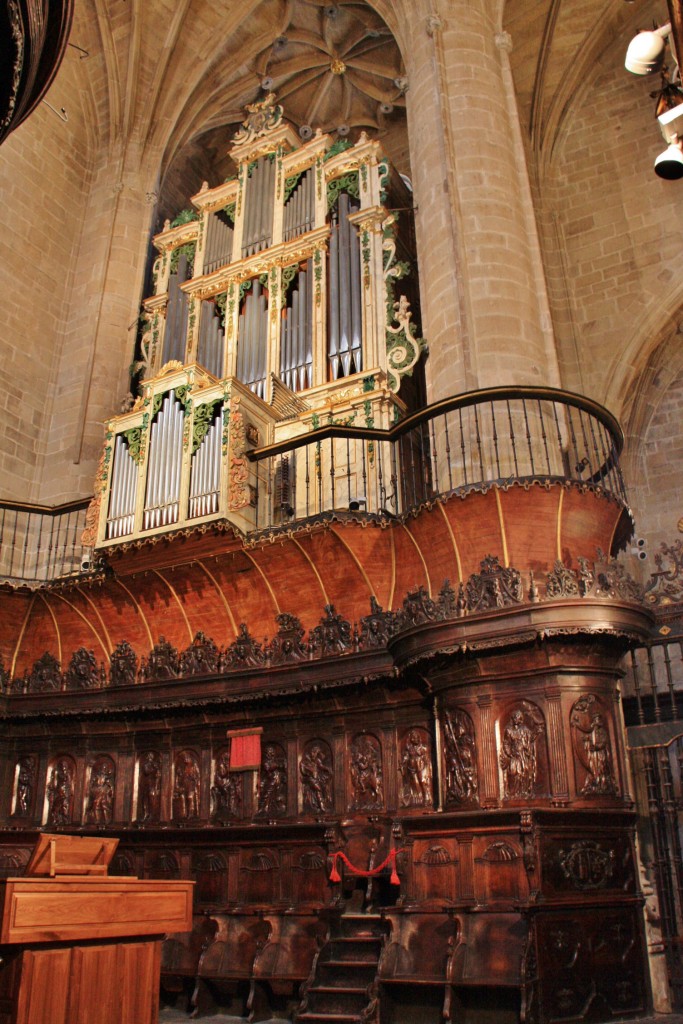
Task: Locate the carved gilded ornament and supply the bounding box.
[227,395,251,510]
[232,93,284,145]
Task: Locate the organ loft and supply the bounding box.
[1,2,680,1023]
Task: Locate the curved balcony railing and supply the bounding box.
[248,386,627,533]
[0,387,627,583]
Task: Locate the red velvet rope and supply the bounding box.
[329,847,400,885]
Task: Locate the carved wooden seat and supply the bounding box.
[192,911,271,1017]
[249,912,327,1020]
[160,914,217,1010]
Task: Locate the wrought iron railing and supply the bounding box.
[0,499,91,586]
[248,386,627,532]
[0,387,628,583]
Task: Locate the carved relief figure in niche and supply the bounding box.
[400,729,433,808]
[499,703,545,800]
[138,750,161,822]
[571,696,617,796]
[14,756,36,817]
[444,709,478,804]
[350,734,383,811]
[258,743,287,816]
[85,757,115,825]
[211,748,241,821]
[46,757,75,824]
[173,750,201,820]
[300,741,333,814]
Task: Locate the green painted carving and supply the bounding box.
[324,139,352,162]
[170,241,196,276]
[282,263,298,299]
[170,208,199,228]
[192,400,220,454]
[239,279,254,302]
[223,202,236,224]
[378,159,390,204]
[327,171,360,212]
[284,170,304,204]
[123,427,143,464]
[215,293,227,328]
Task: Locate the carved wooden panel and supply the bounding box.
[192,852,229,907]
[398,727,433,809]
[45,755,76,825]
[349,733,383,812]
[136,750,162,823]
[498,700,549,802]
[299,739,333,815]
[411,838,460,905]
[11,756,37,819]
[535,906,648,1021]
[257,742,287,818]
[173,749,200,821]
[210,747,241,822]
[570,694,618,798]
[442,707,478,808]
[145,850,180,879]
[84,755,115,825]
[540,833,636,898]
[239,847,279,904]
[474,838,526,904]
[288,847,328,907]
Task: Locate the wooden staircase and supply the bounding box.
[295,910,385,1024]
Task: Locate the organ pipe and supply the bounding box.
[328,193,361,380]
[143,391,184,530]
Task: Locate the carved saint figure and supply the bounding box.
[499,705,545,800]
[47,758,74,824]
[300,743,333,814]
[258,743,287,816]
[173,751,200,819]
[14,756,36,817]
[350,734,383,811]
[400,730,433,808]
[211,750,241,820]
[138,750,161,822]
[571,698,616,796]
[86,758,114,824]
[444,710,478,804]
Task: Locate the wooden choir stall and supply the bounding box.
[0,834,193,1024]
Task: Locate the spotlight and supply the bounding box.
[379,101,394,115]
[654,135,683,178]
[337,124,350,136]
[299,124,313,140]
[260,76,274,91]
[348,497,367,511]
[630,538,647,560]
[625,24,671,76]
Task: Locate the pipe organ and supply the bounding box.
[92,94,425,551]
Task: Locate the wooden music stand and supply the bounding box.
[0,833,193,1024]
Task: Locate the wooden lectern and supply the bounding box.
[0,834,193,1024]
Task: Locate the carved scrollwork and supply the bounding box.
[223,623,265,669]
[137,750,161,823]
[466,555,523,611]
[417,845,452,866]
[232,93,284,145]
[300,740,333,814]
[109,640,138,687]
[173,749,201,820]
[499,702,546,801]
[46,755,75,825]
[558,840,615,890]
[443,708,478,806]
[399,728,433,808]
[481,841,519,862]
[309,605,352,656]
[179,631,220,676]
[545,560,580,598]
[211,748,241,821]
[28,652,62,693]
[579,550,644,602]
[85,755,115,825]
[394,585,439,631]
[257,742,287,817]
[570,695,617,797]
[359,596,395,649]
[65,647,103,690]
[268,612,307,663]
[349,733,383,812]
[644,539,683,606]
[13,755,36,817]
[143,637,179,682]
